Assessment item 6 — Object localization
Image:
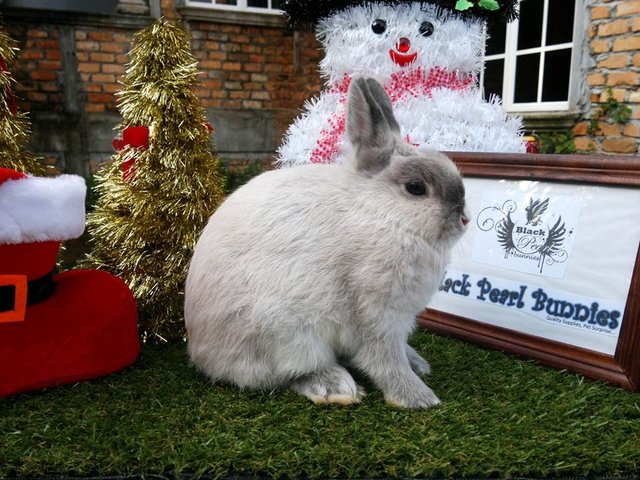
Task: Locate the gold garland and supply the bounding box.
[0,27,46,175]
[85,19,225,342]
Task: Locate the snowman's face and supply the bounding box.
[317,2,485,83]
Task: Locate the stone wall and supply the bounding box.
[573,0,640,155]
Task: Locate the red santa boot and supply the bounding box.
[0,168,140,397]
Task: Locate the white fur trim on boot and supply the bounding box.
[0,174,86,244]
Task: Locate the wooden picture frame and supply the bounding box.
[417,152,640,391]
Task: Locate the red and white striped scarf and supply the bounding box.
[310,67,475,164]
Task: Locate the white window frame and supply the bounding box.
[184,0,282,15]
[481,0,584,114]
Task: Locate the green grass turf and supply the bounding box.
[1,330,639,479]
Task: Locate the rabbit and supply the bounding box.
[185,77,468,408]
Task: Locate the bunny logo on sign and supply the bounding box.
[473,194,582,278]
[496,198,567,268]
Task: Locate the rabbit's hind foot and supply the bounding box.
[291,364,365,406]
[406,345,431,375]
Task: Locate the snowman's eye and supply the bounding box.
[419,21,435,37]
[371,19,387,34]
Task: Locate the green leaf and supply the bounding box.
[478,0,500,10]
[455,0,474,11]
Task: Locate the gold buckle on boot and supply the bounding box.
[0,275,28,323]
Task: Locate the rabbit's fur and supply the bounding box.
[185,78,467,408]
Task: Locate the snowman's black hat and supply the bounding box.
[281,0,518,29]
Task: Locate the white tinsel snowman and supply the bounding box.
[277,0,523,167]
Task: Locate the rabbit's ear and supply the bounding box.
[346,77,401,174]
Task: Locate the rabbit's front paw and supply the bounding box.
[291,364,365,406]
[406,345,431,375]
[385,380,441,409]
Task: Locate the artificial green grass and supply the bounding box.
[1,330,639,479]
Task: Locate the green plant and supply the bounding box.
[84,172,98,212]
[588,88,632,135]
[538,131,577,154]
[219,159,264,195]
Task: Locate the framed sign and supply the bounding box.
[418,152,640,391]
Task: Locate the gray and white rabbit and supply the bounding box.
[185,77,468,408]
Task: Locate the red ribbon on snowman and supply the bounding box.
[311,67,474,164]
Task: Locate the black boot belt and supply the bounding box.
[0,272,56,314]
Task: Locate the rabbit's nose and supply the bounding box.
[397,37,411,53]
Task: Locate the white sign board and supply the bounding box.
[429,178,640,356]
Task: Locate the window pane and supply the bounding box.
[542,49,571,101]
[271,0,282,8]
[514,53,540,103]
[546,0,575,45]
[486,20,506,55]
[215,0,237,5]
[518,0,544,50]
[483,59,504,101]
[248,0,267,7]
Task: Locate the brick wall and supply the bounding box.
[3,0,321,175]
[5,0,637,170]
[573,0,640,155]
[10,20,320,115]
[76,29,130,113]
[190,22,320,111]
[9,25,64,112]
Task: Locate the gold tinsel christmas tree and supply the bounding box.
[0,26,45,175]
[85,19,225,342]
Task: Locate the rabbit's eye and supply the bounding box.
[405,182,427,196]
[371,19,387,35]
[419,21,435,37]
